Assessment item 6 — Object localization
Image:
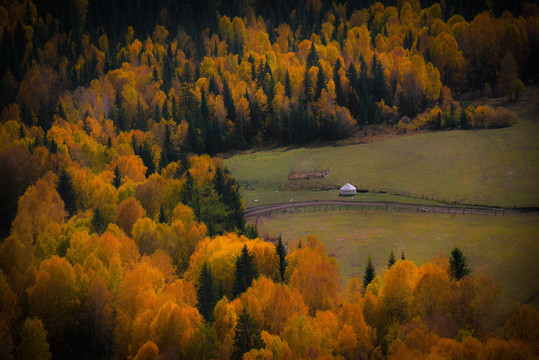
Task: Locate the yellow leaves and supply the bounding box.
[152,25,168,45]
[213,297,237,342]
[188,154,216,186]
[218,15,234,43]
[66,230,100,265]
[117,155,147,183]
[116,197,145,237]
[233,277,307,335]
[135,174,165,220]
[275,23,292,54]
[339,302,374,355]
[27,256,79,338]
[133,341,159,360]
[378,260,418,323]
[199,56,216,80]
[149,301,202,357]
[288,241,342,315]
[11,178,66,246]
[345,25,373,67]
[412,261,450,318]
[321,21,335,44]
[185,234,277,297]
[129,39,143,65]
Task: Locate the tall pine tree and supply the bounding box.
[57,168,77,216]
[112,165,122,188]
[363,257,375,289]
[197,263,218,322]
[231,309,263,360]
[276,235,287,283]
[233,245,258,298]
[388,250,396,269]
[449,247,471,280]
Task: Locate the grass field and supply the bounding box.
[225,90,539,317]
[226,99,539,208]
[256,210,539,315]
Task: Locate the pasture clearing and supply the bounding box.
[226,103,539,208]
[256,210,539,315]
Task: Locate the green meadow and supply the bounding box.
[225,96,539,315]
[226,113,539,208]
[256,210,539,315]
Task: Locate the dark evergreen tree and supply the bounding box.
[112,165,122,188]
[371,54,388,105]
[213,166,226,195]
[161,52,173,93]
[57,168,77,216]
[158,204,167,224]
[208,74,219,94]
[171,95,179,123]
[57,102,67,120]
[303,68,313,102]
[284,69,292,99]
[20,101,33,127]
[233,245,258,298]
[449,247,471,280]
[223,79,236,121]
[181,170,200,218]
[175,149,190,179]
[244,223,258,239]
[153,103,161,123]
[38,100,53,131]
[139,141,155,176]
[388,250,396,269]
[306,42,319,69]
[91,208,106,234]
[231,309,264,360]
[160,146,169,171]
[276,235,287,283]
[403,29,414,50]
[363,257,375,289]
[198,184,228,236]
[314,65,326,101]
[197,263,218,322]
[161,98,169,120]
[333,59,346,106]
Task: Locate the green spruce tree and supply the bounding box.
[112,165,122,188]
[306,42,319,69]
[56,168,77,216]
[314,65,326,101]
[196,263,218,322]
[276,235,288,283]
[284,69,292,98]
[233,245,258,298]
[388,250,396,269]
[231,309,264,360]
[91,208,106,234]
[363,257,375,289]
[158,204,167,224]
[449,247,471,280]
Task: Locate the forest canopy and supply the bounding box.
[1,0,539,359]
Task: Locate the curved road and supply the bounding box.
[245,200,538,218]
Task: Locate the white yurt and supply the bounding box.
[339,183,357,196]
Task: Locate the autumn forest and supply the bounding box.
[0,0,538,359]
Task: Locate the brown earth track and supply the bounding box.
[245,200,538,218]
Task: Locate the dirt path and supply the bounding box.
[245,200,538,218]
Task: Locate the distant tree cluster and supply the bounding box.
[0,1,538,358]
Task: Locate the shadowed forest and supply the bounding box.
[0,0,538,359]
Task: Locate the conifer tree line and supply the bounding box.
[1,0,535,170]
